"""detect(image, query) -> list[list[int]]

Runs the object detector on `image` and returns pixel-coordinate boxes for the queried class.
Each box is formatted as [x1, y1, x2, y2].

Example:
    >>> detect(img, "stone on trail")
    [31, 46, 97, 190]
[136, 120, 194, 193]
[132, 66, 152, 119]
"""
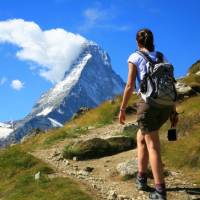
[117, 194, 132, 200]
[34, 171, 41, 180]
[73, 156, 78, 161]
[116, 159, 138, 177]
[108, 190, 118, 200]
[84, 166, 94, 172]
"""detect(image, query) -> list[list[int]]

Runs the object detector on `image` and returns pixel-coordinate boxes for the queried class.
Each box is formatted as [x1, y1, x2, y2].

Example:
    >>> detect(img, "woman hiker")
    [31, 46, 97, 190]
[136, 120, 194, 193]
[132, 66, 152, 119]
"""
[118, 28, 178, 200]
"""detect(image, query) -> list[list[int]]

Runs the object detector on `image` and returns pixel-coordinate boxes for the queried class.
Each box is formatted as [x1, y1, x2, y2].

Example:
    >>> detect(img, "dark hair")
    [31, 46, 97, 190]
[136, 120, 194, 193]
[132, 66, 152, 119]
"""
[136, 28, 155, 52]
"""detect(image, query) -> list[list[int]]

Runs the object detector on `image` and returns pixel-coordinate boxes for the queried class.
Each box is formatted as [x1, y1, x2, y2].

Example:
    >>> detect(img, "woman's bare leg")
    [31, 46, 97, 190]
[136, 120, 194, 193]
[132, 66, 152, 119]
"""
[137, 129, 149, 173]
[144, 130, 164, 184]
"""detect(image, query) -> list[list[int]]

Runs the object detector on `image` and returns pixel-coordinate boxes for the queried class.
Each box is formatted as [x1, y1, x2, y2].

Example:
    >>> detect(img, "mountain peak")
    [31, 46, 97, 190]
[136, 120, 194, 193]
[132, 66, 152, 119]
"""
[0, 40, 125, 147]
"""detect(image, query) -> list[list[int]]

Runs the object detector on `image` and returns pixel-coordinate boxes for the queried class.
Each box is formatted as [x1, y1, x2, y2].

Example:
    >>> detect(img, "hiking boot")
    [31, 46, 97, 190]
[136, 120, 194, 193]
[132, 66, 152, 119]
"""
[136, 175, 148, 191]
[149, 190, 167, 200]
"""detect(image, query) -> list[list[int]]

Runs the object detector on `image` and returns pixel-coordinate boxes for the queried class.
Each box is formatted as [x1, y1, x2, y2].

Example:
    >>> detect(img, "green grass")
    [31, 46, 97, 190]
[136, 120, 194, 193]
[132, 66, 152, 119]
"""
[66, 94, 138, 127]
[160, 96, 200, 184]
[1, 90, 200, 200]
[0, 94, 138, 199]
[188, 60, 200, 74]
[0, 146, 94, 200]
[162, 126, 200, 168]
[180, 74, 200, 86]
[42, 127, 88, 147]
[19, 94, 139, 151]
[119, 125, 138, 138]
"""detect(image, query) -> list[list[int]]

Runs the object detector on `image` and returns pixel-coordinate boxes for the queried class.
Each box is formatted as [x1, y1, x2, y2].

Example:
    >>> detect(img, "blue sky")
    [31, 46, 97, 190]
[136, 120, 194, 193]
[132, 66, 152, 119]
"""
[0, 0, 200, 122]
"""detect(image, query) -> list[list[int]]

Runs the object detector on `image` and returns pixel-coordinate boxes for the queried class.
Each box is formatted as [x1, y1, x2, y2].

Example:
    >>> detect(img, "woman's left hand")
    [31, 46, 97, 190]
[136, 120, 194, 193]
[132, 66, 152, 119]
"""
[118, 110, 126, 125]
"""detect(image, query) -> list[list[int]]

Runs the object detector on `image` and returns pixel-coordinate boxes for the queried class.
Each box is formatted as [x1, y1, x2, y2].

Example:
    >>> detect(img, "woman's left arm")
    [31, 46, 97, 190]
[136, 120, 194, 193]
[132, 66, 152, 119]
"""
[118, 62, 137, 124]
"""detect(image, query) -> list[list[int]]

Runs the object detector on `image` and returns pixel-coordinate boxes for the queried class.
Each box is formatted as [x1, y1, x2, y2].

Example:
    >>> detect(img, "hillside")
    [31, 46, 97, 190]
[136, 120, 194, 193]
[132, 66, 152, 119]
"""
[1, 61, 200, 200]
[178, 60, 200, 94]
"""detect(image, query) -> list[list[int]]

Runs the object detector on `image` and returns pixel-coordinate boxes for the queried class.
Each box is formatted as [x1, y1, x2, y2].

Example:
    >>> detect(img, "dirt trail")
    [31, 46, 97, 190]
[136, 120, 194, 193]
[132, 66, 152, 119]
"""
[31, 115, 200, 200]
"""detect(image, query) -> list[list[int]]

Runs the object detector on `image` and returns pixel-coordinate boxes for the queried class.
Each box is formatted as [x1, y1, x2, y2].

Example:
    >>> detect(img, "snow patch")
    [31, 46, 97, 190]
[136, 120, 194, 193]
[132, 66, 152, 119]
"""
[48, 118, 63, 127]
[0, 127, 13, 139]
[0, 122, 12, 128]
[36, 107, 54, 116]
[36, 53, 92, 107]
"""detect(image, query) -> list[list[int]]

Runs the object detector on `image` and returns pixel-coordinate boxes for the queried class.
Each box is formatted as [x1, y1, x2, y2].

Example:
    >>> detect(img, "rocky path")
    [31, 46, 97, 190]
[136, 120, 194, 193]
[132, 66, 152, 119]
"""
[31, 116, 200, 200]
[32, 147, 200, 200]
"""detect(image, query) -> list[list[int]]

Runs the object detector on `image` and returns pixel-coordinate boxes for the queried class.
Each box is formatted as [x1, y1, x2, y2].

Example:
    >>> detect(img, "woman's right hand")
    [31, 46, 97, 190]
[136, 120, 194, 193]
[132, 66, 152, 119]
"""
[118, 110, 126, 125]
[170, 111, 179, 127]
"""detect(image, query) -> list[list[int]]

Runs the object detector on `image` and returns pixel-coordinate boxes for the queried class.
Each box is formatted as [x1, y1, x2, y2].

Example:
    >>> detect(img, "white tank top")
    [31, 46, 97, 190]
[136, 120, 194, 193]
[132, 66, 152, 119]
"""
[127, 51, 168, 85]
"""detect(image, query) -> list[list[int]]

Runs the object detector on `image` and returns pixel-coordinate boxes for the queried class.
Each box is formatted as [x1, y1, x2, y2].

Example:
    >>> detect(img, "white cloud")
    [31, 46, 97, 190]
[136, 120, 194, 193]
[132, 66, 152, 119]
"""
[80, 6, 131, 32]
[79, 7, 110, 31]
[0, 19, 87, 83]
[84, 8, 110, 25]
[0, 77, 7, 85]
[11, 79, 24, 90]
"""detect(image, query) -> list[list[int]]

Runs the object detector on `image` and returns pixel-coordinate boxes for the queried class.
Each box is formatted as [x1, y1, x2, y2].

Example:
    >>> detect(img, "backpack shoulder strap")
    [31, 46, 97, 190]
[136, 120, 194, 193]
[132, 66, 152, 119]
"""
[136, 50, 155, 65]
[156, 51, 164, 63]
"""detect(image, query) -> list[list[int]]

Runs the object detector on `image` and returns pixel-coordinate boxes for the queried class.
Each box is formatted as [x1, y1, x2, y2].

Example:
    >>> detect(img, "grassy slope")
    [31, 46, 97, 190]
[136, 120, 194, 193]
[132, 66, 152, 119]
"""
[0, 94, 138, 200]
[1, 89, 200, 199]
[18, 93, 200, 179]
[161, 96, 200, 184]
[160, 62, 200, 181]
[179, 60, 200, 87]
[21, 94, 138, 151]
[188, 60, 200, 74]
[0, 146, 93, 200]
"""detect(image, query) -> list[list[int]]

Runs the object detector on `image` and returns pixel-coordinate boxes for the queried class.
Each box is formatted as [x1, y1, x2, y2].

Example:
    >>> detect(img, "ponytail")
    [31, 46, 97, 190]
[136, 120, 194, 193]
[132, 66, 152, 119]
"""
[136, 28, 155, 52]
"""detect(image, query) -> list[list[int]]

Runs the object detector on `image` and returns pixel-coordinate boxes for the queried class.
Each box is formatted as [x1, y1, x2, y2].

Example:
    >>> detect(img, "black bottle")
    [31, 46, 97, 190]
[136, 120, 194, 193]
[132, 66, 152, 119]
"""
[167, 128, 177, 141]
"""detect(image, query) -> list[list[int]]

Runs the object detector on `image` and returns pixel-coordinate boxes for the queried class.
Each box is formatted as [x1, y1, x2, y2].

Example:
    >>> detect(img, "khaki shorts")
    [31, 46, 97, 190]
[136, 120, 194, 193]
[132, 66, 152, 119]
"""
[136, 98, 173, 133]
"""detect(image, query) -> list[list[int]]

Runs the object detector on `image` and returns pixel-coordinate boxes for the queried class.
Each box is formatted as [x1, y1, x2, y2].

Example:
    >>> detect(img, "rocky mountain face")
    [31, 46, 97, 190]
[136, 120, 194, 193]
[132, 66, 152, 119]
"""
[0, 41, 125, 147]
[176, 60, 200, 99]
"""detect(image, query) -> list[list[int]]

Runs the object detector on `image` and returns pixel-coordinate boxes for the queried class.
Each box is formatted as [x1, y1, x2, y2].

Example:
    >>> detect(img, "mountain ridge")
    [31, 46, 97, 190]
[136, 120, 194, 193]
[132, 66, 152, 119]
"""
[0, 40, 125, 147]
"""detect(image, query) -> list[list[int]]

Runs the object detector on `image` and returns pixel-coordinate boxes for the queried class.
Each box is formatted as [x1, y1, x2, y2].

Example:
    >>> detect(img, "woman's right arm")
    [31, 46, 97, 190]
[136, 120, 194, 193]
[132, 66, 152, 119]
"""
[118, 62, 137, 125]
[120, 62, 137, 110]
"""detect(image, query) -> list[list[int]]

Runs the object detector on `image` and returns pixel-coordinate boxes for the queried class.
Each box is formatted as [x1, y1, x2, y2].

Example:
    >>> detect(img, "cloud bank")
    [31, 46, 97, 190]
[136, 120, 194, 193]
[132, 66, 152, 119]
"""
[11, 79, 24, 90]
[0, 19, 87, 83]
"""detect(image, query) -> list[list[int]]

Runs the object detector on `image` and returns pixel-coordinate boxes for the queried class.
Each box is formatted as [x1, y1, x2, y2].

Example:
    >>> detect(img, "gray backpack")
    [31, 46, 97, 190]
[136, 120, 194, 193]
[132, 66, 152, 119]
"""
[136, 50, 177, 107]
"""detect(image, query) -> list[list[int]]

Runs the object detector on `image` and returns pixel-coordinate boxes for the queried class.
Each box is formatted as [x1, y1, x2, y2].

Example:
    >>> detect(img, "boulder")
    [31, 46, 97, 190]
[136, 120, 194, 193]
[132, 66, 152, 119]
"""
[71, 107, 90, 120]
[190, 84, 200, 93]
[175, 82, 196, 99]
[106, 136, 136, 152]
[63, 138, 111, 160]
[63, 136, 136, 160]
[195, 71, 200, 75]
[116, 159, 170, 179]
[76, 107, 90, 115]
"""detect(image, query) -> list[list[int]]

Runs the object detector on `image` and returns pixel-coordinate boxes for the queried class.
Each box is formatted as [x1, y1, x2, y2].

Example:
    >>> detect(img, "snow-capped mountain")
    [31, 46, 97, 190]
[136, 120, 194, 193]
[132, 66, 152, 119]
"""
[0, 122, 14, 139]
[0, 41, 125, 147]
